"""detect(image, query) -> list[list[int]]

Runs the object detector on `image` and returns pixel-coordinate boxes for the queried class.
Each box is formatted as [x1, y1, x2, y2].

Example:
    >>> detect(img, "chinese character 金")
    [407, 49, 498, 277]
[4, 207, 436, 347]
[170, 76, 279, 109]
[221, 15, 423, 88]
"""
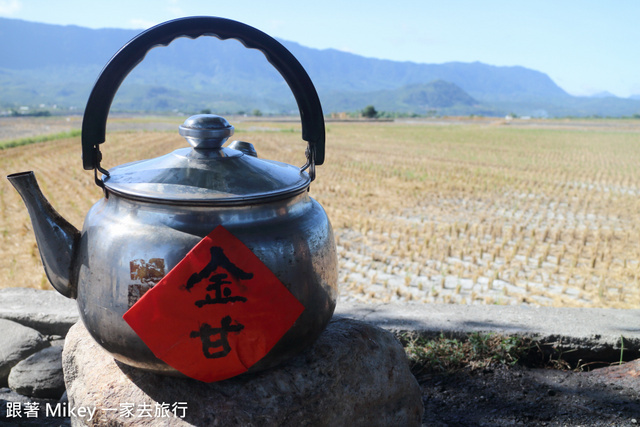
[190, 316, 244, 359]
[184, 246, 253, 306]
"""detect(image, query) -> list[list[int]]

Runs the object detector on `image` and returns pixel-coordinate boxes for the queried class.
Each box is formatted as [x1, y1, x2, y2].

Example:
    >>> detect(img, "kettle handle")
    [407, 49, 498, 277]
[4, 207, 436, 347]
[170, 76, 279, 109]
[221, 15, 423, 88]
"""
[81, 16, 325, 174]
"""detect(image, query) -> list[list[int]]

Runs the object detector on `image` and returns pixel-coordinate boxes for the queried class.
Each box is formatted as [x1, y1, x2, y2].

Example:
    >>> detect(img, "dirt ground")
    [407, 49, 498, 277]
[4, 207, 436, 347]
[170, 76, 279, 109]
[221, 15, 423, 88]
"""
[418, 360, 640, 426]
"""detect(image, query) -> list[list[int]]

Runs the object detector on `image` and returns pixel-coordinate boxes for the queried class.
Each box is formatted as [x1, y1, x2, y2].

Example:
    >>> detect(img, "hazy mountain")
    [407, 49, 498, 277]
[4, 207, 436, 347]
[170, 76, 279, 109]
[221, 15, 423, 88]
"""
[590, 91, 617, 98]
[1, 17, 639, 117]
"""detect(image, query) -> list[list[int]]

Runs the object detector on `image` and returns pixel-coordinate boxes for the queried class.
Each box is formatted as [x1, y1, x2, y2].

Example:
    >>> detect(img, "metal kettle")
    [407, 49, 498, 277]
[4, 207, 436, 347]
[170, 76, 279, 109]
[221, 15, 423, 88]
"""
[7, 17, 337, 381]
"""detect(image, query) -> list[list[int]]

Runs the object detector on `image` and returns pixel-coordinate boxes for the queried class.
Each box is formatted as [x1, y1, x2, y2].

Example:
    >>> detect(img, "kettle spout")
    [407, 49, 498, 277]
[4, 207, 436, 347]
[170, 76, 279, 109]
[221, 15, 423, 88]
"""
[7, 171, 79, 299]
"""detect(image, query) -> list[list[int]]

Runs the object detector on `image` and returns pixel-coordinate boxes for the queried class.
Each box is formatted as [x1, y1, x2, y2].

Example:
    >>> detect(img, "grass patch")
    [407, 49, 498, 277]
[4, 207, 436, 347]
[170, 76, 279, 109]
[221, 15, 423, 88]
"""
[401, 332, 633, 376]
[0, 129, 82, 149]
[401, 332, 536, 375]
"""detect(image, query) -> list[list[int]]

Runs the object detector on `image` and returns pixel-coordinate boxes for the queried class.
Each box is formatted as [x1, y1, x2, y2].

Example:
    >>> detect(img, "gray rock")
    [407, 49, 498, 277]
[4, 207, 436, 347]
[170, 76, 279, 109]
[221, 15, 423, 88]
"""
[9, 346, 65, 399]
[0, 318, 50, 386]
[0, 288, 79, 336]
[1, 386, 34, 404]
[63, 318, 423, 426]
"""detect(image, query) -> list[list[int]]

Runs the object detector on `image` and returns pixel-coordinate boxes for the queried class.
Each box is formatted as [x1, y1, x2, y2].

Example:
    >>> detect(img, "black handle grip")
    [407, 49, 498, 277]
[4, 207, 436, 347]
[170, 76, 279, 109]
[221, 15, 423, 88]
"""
[81, 16, 325, 170]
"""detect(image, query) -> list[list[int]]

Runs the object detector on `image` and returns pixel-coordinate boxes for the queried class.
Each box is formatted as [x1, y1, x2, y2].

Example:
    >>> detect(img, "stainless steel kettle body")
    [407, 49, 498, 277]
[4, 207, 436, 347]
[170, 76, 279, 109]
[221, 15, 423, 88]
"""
[77, 187, 337, 375]
[8, 16, 337, 379]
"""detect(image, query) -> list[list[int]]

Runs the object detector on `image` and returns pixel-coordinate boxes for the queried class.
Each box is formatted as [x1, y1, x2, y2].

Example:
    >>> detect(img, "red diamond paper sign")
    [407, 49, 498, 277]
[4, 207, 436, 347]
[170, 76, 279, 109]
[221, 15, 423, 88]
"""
[123, 225, 305, 382]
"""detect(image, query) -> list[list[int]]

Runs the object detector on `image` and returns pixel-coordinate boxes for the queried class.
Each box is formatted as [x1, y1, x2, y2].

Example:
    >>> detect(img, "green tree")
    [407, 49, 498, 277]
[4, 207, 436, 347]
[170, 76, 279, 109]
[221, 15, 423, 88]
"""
[362, 105, 378, 118]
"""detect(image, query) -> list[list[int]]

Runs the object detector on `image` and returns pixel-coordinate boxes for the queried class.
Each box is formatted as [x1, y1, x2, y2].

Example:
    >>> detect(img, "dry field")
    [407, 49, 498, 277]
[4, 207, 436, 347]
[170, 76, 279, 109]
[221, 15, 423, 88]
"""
[2, 116, 640, 309]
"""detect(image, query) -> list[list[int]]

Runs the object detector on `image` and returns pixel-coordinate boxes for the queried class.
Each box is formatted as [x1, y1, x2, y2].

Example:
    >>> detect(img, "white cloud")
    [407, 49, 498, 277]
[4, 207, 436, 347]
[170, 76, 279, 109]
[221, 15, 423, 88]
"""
[0, 0, 21, 16]
[129, 18, 158, 29]
[336, 46, 355, 54]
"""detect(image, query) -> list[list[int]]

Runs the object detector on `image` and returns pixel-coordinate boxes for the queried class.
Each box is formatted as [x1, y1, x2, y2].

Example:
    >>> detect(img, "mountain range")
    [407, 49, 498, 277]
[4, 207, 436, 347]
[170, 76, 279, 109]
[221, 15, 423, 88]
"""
[1, 17, 639, 118]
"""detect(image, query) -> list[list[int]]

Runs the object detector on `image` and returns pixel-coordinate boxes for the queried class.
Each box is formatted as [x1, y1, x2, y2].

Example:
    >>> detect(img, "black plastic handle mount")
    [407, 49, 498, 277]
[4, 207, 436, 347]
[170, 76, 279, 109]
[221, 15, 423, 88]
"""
[81, 16, 325, 171]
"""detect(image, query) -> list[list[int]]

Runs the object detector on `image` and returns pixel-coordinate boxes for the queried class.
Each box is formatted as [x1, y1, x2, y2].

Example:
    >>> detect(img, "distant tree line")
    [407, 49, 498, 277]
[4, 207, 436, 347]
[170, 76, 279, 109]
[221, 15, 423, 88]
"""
[10, 109, 51, 117]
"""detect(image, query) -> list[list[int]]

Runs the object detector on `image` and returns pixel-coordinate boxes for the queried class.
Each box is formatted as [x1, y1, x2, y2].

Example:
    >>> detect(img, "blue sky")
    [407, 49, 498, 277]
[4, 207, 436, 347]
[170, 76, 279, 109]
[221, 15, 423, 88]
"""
[1, 0, 639, 97]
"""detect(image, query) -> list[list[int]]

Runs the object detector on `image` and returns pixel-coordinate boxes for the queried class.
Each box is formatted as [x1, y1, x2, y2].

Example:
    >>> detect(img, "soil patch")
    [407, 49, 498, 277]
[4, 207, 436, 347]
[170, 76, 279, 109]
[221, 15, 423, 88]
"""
[418, 360, 640, 426]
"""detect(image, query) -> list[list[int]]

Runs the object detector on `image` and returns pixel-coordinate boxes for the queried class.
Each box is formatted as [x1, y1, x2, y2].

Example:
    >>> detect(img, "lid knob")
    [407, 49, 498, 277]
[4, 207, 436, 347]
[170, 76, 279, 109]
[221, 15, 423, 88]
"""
[179, 114, 234, 149]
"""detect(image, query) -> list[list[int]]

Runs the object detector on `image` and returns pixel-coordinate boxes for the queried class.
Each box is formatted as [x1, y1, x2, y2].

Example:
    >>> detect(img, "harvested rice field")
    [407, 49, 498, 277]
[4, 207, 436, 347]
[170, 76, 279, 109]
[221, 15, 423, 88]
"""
[2, 115, 640, 309]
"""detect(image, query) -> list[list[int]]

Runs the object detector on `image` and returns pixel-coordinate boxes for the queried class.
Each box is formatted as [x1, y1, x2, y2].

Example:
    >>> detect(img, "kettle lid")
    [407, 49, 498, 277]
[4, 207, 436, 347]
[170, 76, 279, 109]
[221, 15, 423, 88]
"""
[102, 114, 311, 205]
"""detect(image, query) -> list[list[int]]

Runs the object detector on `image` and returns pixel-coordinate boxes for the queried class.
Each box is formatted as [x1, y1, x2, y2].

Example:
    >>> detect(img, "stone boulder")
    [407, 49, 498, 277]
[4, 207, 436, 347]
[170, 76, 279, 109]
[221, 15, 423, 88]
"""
[63, 318, 423, 426]
[0, 318, 50, 386]
[0, 288, 79, 336]
[8, 346, 65, 399]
